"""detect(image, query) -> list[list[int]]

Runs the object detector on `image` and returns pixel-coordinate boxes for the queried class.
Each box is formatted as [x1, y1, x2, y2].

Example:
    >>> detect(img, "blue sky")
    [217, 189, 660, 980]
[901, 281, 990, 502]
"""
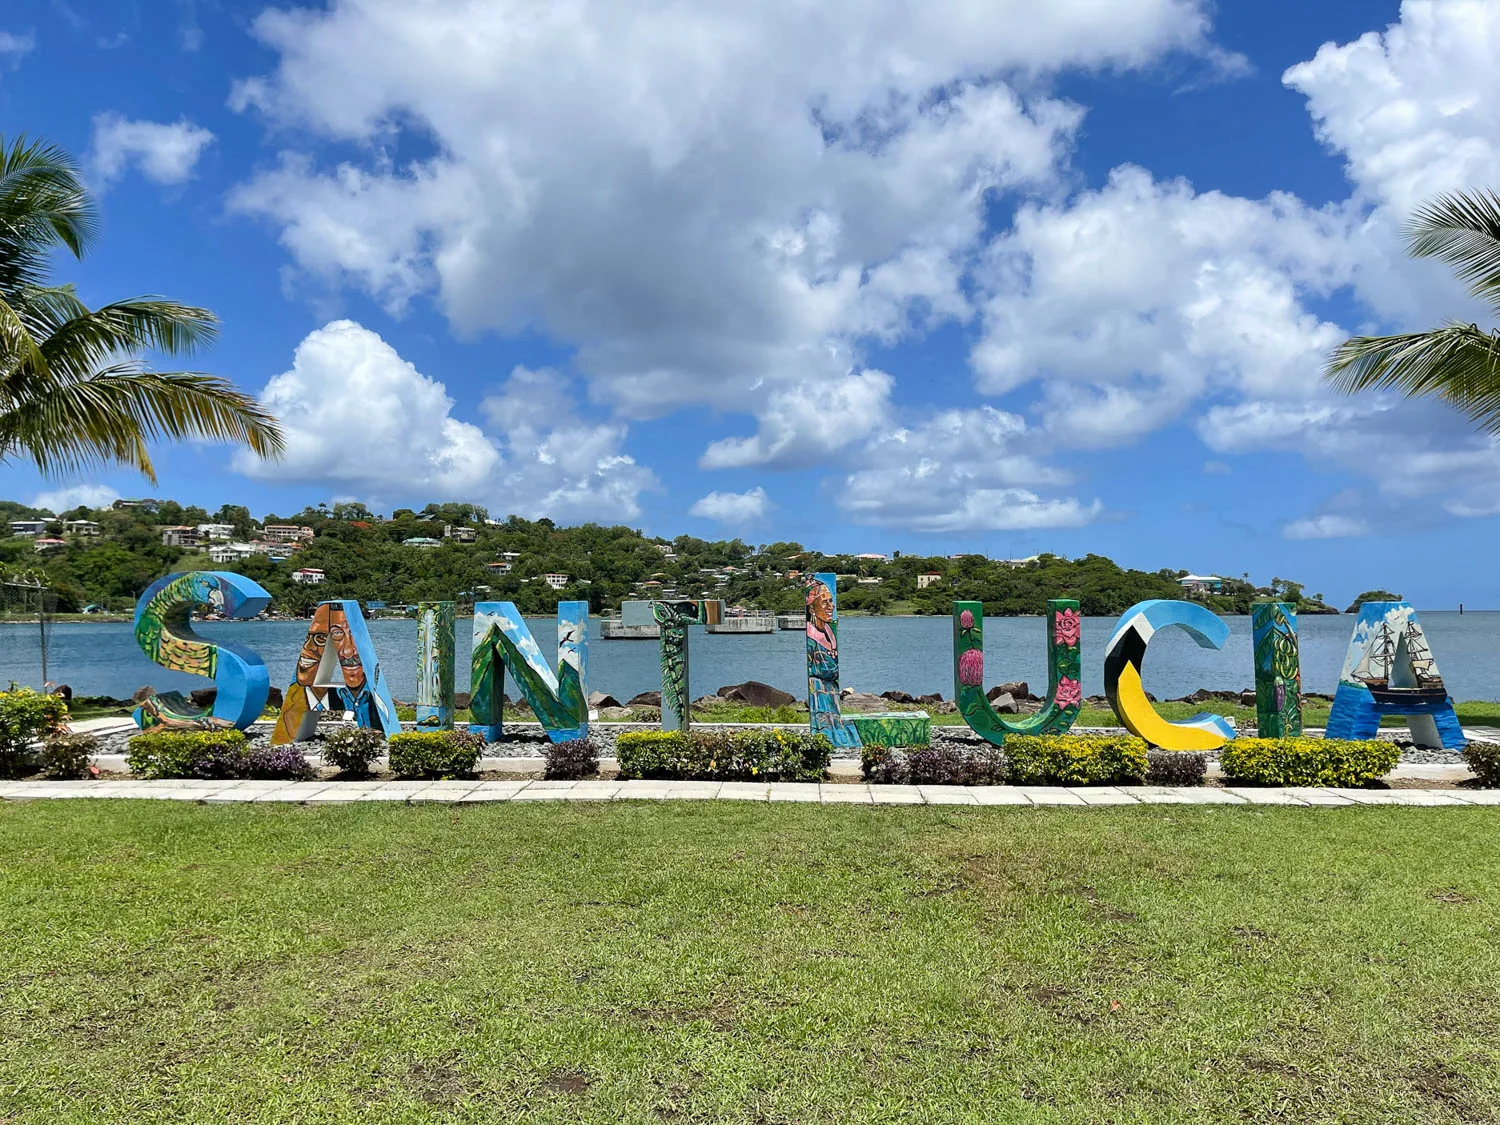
[3, 0, 1500, 608]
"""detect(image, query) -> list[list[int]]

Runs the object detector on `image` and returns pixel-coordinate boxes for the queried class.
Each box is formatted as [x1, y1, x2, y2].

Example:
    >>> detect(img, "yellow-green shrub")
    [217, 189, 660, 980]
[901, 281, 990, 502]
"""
[615, 729, 829, 781]
[1463, 742, 1500, 788]
[1005, 734, 1148, 786]
[1219, 737, 1397, 787]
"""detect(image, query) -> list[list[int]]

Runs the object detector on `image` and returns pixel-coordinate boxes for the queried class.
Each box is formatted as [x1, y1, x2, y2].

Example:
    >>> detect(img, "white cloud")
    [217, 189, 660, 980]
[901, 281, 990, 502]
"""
[29, 484, 120, 513]
[225, 0, 1230, 447]
[836, 406, 1101, 532]
[0, 30, 34, 63]
[1283, 514, 1371, 540]
[90, 114, 215, 186]
[233, 324, 656, 520]
[689, 487, 772, 525]
[700, 369, 894, 469]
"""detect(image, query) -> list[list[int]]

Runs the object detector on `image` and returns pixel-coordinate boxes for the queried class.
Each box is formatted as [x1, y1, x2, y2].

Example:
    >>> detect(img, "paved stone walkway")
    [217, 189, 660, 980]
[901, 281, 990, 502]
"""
[0, 779, 1494, 806]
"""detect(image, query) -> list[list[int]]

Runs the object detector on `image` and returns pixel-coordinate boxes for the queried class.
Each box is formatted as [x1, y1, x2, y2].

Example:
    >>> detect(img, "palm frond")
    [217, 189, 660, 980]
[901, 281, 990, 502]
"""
[0, 369, 285, 482]
[23, 296, 219, 383]
[1408, 189, 1500, 310]
[0, 135, 97, 291]
[1324, 323, 1500, 433]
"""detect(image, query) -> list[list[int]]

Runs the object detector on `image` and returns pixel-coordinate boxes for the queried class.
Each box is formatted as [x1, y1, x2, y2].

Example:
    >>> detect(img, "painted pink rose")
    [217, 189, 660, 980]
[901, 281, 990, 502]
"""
[959, 609, 974, 630]
[1054, 608, 1081, 648]
[957, 648, 984, 687]
[1054, 676, 1082, 708]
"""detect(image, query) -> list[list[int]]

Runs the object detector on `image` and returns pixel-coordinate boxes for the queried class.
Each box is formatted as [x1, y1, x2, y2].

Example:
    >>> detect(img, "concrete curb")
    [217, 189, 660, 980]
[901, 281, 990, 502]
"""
[0, 779, 1493, 807]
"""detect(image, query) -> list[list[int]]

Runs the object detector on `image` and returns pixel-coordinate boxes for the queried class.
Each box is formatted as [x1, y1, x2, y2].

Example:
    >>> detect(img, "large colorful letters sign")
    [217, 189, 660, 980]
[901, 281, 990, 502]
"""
[270, 601, 400, 744]
[132, 571, 271, 731]
[1104, 600, 1236, 751]
[652, 600, 722, 732]
[1327, 601, 1465, 750]
[471, 601, 588, 744]
[953, 599, 1082, 743]
[415, 601, 456, 730]
[806, 573, 861, 750]
[1251, 601, 1302, 738]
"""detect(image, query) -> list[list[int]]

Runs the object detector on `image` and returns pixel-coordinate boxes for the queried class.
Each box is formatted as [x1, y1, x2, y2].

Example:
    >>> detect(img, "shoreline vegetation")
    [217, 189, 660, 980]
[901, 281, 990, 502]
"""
[3, 497, 1354, 620]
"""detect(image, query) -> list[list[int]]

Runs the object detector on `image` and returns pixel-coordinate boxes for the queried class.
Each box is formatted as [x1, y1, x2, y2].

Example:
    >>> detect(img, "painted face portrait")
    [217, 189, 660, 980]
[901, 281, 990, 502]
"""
[329, 615, 366, 691]
[807, 583, 833, 628]
[295, 605, 331, 686]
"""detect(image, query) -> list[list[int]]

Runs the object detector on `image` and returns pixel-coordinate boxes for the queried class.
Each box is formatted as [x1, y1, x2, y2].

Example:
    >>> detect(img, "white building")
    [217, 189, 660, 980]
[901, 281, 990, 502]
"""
[853, 552, 888, 561]
[33, 537, 67, 553]
[857, 576, 883, 585]
[263, 524, 314, 544]
[485, 561, 513, 575]
[197, 523, 235, 542]
[209, 542, 258, 564]
[543, 573, 570, 589]
[917, 572, 944, 589]
[1178, 574, 1223, 594]
[160, 525, 202, 549]
[444, 524, 477, 542]
[291, 568, 326, 584]
[9, 520, 46, 537]
[403, 536, 441, 549]
[63, 519, 100, 536]
[1000, 555, 1040, 569]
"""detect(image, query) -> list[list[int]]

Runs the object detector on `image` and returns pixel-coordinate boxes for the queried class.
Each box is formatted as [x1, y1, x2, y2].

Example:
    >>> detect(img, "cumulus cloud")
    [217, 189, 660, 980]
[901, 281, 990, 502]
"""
[700, 370, 894, 469]
[0, 30, 34, 63]
[233, 323, 656, 520]
[30, 484, 120, 513]
[91, 114, 215, 186]
[225, 0, 1234, 473]
[837, 406, 1102, 532]
[689, 487, 772, 525]
[1283, 514, 1371, 540]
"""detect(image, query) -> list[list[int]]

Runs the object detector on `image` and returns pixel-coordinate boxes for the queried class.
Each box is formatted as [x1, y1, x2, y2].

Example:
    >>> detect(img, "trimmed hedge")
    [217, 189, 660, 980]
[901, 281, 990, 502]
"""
[322, 726, 386, 776]
[39, 732, 99, 779]
[1219, 737, 1398, 787]
[616, 729, 830, 781]
[1145, 750, 1208, 787]
[1462, 742, 1500, 788]
[387, 730, 484, 779]
[127, 730, 249, 780]
[1005, 734, 1149, 786]
[860, 744, 1006, 786]
[545, 738, 598, 780]
[0, 688, 70, 779]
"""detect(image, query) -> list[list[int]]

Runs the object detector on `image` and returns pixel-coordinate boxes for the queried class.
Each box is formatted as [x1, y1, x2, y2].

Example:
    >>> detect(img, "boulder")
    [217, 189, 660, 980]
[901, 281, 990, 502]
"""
[266, 686, 284, 710]
[190, 687, 217, 708]
[588, 691, 623, 709]
[597, 706, 632, 720]
[627, 690, 662, 707]
[132, 685, 154, 703]
[989, 691, 1018, 714]
[718, 680, 796, 707]
[991, 681, 1029, 701]
[838, 691, 890, 713]
[916, 692, 945, 705]
[881, 690, 916, 704]
[692, 694, 725, 708]
[454, 691, 471, 710]
[1238, 690, 1257, 707]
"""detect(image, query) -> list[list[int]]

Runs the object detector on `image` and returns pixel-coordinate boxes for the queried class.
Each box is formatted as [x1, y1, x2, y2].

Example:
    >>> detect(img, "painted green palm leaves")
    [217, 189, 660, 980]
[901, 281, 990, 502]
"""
[653, 600, 705, 732]
[1251, 601, 1302, 738]
[953, 599, 1083, 744]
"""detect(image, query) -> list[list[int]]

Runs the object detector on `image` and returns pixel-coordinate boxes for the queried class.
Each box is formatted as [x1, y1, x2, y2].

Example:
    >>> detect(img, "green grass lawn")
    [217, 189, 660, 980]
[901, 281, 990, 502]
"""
[3, 802, 1500, 1123]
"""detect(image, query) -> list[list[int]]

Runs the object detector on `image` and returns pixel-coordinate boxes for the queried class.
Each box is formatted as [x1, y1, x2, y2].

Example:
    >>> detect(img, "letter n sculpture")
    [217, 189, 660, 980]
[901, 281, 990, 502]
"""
[1251, 600, 1301, 737]
[415, 601, 456, 730]
[1327, 601, 1464, 750]
[271, 601, 400, 744]
[471, 601, 588, 743]
[953, 599, 1082, 743]
[1104, 599, 1235, 751]
[132, 571, 271, 731]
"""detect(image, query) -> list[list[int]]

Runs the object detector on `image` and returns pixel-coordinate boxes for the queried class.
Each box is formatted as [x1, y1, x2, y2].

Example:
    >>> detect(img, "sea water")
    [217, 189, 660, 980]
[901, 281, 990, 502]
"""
[3, 612, 1498, 704]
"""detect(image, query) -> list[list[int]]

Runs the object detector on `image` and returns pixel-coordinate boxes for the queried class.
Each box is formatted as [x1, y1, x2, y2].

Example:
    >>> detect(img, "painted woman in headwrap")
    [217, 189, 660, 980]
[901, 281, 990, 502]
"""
[805, 577, 858, 748]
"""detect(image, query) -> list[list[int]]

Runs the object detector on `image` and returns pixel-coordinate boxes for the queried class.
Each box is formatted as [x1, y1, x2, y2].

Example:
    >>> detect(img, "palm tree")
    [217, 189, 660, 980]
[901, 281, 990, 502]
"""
[0, 134, 282, 482]
[1325, 189, 1500, 432]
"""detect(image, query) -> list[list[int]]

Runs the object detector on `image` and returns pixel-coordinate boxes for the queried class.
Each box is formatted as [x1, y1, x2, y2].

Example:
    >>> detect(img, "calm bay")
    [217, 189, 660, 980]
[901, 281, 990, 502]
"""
[3, 611, 1499, 703]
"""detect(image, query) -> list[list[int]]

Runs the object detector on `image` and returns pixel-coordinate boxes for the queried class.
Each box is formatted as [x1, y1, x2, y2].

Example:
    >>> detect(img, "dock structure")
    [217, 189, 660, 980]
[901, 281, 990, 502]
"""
[776, 613, 803, 630]
[706, 611, 775, 635]
[600, 619, 660, 639]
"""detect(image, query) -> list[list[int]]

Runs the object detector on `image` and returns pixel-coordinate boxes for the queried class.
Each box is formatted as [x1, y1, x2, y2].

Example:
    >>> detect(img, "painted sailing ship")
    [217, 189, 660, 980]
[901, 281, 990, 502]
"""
[1350, 618, 1447, 704]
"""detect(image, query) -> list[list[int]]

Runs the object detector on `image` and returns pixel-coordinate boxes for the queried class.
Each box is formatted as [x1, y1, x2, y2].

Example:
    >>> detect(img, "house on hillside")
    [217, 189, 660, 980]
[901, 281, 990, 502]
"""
[1178, 574, 1223, 595]
[403, 537, 441, 549]
[291, 568, 326, 585]
[9, 520, 46, 537]
[542, 573, 570, 589]
[853, 552, 888, 561]
[443, 525, 477, 542]
[197, 523, 235, 542]
[63, 519, 100, 536]
[210, 542, 258, 564]
[160, 526, 202, 549]
[917, 572, 945, 588]
[32, 538, 67, 553]
[485, 561, 513, 575]
[263, 524, 315, 544]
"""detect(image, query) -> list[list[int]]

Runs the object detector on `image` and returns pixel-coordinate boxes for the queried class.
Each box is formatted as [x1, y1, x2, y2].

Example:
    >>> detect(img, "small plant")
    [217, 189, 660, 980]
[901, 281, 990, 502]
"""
[0, 688, 70, 778]
[322, 726, 386, 776]
[39, 732, 98, 779]
[126, 730, 249, 780]
[244, 743, 315, 781]
[1463, 742, 1500, 788]
[545, 738, 598, 780]
[615, 729, 830, 781]
[861, 744, 910, 784]
[1220, 737, 1398, 787]
[906, 744, 1006, 786]
[387, 730, 483, 779]
[1005, 734, 1149, 786]
[1145, 750, 1208, 787]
